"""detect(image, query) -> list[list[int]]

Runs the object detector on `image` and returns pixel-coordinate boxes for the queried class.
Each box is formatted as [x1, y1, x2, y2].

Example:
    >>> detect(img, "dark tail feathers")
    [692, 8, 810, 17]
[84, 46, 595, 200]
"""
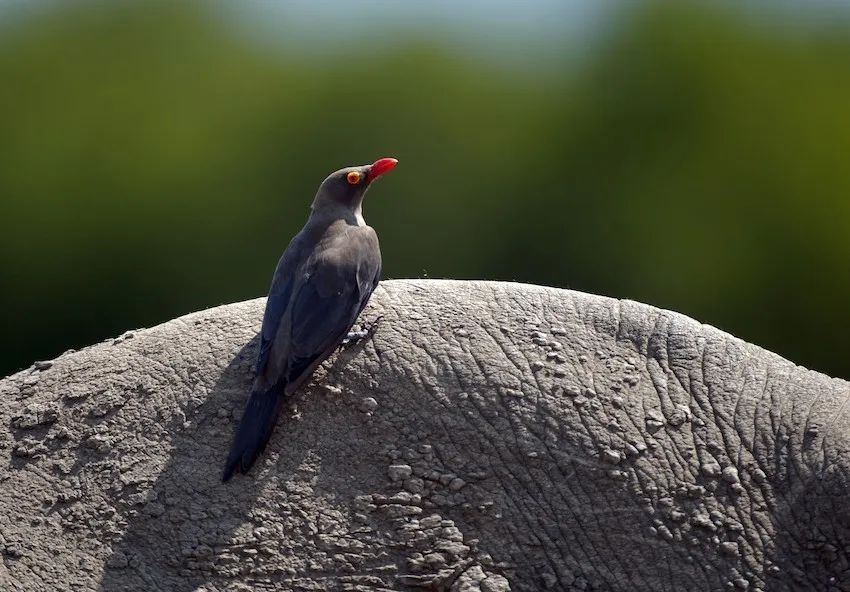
[222, 384, 286, 482]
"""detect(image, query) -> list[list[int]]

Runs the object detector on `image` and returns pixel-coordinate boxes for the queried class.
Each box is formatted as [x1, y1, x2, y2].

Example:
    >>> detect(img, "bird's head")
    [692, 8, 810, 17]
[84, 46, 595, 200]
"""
[311, 157, 398, 218]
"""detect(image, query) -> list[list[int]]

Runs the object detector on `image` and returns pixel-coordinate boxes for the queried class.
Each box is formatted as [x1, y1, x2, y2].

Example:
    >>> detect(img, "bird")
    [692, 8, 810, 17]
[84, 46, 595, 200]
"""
[222, 157, 398, 482]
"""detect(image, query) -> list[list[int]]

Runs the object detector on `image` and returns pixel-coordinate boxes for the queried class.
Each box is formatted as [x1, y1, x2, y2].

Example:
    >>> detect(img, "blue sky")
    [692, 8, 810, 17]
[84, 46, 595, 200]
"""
[215, 0, 850, 64]
[222, 0, 616, 40]
[2, 0, 848, 57]
[216, 0, 621, 59]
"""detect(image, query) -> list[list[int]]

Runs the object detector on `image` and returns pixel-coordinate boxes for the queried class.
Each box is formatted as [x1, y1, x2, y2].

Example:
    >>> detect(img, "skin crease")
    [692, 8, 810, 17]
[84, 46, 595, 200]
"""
[1, 281, 849, 591]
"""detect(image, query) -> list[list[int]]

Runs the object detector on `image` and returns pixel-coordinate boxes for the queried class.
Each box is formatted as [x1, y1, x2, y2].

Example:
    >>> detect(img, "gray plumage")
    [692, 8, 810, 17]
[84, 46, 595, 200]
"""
[223, 158, 397, 481]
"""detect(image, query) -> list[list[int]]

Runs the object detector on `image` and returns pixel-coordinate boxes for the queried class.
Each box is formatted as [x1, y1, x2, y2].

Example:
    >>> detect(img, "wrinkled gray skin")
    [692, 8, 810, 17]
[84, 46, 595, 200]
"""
[1, 280, 849, 592]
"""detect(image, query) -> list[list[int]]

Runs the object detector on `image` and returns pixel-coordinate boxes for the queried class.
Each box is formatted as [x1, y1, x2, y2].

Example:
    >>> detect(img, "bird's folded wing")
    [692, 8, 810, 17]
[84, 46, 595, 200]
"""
[283, 271, 367, 391]
[255, 235, 302, 374]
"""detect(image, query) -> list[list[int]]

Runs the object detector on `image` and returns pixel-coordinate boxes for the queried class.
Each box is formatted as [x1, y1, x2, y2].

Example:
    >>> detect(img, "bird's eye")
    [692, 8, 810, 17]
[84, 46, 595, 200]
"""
[346, 171, 362, 185]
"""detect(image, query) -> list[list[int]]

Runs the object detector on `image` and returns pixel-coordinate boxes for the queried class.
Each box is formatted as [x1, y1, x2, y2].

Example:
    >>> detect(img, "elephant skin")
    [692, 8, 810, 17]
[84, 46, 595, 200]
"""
[0, 279, 848, 591]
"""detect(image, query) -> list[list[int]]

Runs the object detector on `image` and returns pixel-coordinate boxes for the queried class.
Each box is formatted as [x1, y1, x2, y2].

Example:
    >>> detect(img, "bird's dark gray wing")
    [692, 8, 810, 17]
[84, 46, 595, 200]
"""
[282, 228, 381, 393]
[255, 234, 303, 375]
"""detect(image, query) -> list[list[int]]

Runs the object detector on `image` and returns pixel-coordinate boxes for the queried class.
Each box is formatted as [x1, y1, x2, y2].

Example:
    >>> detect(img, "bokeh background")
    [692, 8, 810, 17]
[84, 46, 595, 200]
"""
[2, 0, 849, 379]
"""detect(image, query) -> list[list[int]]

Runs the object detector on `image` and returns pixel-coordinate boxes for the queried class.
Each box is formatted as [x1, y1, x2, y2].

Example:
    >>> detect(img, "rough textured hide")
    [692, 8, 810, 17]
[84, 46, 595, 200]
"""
[1, 280, 849, 592]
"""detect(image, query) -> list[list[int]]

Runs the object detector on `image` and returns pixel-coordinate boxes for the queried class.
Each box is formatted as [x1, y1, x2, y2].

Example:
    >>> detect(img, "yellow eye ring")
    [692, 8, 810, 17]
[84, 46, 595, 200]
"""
[346, 171, 362, 185]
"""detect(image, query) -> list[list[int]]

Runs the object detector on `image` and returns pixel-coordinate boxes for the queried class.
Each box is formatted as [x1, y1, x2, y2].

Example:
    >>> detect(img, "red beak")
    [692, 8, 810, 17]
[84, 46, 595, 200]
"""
[367, 157, 398, 182]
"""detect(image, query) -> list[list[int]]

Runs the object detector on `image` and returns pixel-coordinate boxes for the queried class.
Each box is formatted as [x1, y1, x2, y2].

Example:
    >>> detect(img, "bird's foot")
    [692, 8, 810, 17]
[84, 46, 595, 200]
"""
[340, 316, 384, 348]
[341, 329, 369, 345]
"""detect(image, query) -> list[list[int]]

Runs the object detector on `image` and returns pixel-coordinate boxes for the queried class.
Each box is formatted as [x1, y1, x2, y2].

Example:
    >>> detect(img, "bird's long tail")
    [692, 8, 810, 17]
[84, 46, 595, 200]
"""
[222, 384, 286, 482]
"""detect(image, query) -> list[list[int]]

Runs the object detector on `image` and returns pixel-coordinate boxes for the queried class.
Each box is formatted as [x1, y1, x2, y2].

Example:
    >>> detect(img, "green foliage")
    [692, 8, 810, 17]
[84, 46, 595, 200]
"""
[2, 2, 849, 378]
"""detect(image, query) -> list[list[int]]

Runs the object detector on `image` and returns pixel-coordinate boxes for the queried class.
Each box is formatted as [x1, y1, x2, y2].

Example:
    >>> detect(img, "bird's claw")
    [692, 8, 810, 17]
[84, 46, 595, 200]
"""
[339, 315, 384, 349]
[341, 329, 369, 345]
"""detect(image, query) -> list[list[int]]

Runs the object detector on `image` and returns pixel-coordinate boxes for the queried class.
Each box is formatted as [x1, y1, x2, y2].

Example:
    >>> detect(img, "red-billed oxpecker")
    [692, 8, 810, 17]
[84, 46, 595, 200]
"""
[223, 158, 398, 481]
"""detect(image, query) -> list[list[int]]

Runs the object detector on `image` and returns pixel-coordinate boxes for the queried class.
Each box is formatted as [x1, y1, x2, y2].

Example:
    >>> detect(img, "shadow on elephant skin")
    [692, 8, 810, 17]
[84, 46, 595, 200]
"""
[768, 446, 850, 589]
[96, 335, 317, 591]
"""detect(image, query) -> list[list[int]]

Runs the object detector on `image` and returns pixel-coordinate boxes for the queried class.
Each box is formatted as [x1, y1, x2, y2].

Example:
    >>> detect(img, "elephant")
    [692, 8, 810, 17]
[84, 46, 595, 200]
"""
[0, 279, 848, 591]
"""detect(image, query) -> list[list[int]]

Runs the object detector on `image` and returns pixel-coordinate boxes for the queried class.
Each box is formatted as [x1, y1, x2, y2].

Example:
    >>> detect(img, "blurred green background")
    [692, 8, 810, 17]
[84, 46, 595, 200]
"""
[2, 0, 849, 379]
